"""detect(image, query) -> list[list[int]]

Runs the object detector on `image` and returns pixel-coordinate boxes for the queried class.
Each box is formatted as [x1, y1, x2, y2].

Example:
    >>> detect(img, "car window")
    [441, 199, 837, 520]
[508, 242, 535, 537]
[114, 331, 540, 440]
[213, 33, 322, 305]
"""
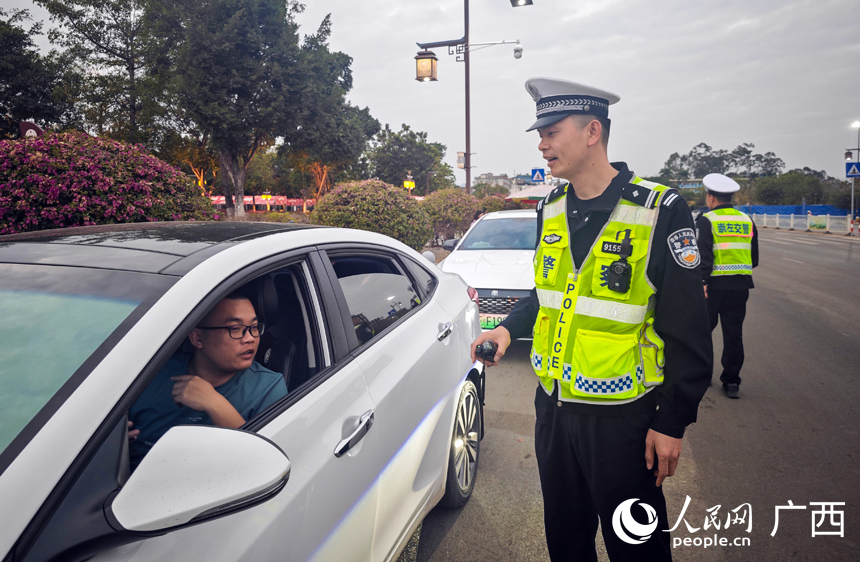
[330, 254, 421, 346]
[459, 216, 536, 250]
[127, 258, 329, 470]
[0, 264, 175, 466]
[401, 257, 438, 300]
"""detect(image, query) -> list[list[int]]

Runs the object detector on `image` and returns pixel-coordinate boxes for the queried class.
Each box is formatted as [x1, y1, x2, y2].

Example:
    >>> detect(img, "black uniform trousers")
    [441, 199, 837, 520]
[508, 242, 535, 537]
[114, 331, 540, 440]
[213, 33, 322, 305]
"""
[706, 288, 749, 387]
[534, 386, 672, 562]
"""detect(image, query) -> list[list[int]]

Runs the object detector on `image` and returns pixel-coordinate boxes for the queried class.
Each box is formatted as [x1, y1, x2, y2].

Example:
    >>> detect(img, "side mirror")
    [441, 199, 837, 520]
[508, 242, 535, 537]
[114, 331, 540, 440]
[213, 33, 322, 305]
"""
[442, 238, 459, 251]
[106, 426, 290, 533]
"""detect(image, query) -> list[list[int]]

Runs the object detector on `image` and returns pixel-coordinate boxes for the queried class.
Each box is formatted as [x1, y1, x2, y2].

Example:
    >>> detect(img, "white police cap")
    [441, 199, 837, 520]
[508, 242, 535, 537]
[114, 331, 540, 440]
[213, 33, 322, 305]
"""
[703, 173, 740, 194]
[525, 77, 620, 132]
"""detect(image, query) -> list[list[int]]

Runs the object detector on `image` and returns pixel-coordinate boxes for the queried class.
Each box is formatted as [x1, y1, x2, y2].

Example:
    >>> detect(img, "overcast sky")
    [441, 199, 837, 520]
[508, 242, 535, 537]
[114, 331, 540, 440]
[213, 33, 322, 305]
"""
[13, 0, 860, 185]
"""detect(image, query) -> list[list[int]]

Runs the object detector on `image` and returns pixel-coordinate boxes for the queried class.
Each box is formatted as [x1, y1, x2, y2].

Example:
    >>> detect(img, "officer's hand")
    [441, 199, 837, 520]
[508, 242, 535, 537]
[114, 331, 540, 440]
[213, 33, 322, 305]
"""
[470, 326, 512, 367]
[645, 429, 683, 487]
[703, 284, 708, 299]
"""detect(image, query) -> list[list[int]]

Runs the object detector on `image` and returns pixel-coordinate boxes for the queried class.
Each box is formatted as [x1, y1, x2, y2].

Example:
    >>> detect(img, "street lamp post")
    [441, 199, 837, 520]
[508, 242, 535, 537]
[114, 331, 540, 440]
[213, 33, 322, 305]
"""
[846, 121, 860, 234]
[415, 1, 532, 194]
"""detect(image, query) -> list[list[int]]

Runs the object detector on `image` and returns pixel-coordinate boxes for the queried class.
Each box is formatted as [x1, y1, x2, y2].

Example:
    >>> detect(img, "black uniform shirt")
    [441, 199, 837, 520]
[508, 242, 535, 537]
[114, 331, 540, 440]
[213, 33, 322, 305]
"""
[695, 204, 759, 291]
[500, 162, 712, 438]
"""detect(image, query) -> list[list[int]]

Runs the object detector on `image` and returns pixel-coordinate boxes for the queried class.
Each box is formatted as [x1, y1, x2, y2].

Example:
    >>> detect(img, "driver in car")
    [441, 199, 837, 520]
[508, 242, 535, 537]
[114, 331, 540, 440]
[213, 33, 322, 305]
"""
[128, 291, 288, 469]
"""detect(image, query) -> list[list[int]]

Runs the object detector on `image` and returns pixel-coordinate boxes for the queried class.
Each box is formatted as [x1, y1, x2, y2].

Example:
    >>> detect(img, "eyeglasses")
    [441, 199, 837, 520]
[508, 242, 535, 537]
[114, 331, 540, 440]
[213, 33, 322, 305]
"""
[197, 323, 265, 339]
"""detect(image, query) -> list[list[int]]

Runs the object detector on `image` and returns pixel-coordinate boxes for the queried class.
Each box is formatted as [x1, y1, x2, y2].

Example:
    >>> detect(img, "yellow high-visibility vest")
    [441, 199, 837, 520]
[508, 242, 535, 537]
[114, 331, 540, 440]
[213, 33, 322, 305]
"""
[703, 208, 753, 276]
[530, 178, 670, 403]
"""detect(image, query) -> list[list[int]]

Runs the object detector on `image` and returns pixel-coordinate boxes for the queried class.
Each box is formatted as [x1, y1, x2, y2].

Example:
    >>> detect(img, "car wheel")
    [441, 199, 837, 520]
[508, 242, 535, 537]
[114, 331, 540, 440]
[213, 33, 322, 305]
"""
[440, 379, 481, 508]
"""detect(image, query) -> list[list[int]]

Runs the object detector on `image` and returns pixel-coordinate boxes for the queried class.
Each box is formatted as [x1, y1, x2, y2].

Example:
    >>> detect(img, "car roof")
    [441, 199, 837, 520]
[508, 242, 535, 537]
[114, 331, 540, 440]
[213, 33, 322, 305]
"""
[0, 222, 320, 275]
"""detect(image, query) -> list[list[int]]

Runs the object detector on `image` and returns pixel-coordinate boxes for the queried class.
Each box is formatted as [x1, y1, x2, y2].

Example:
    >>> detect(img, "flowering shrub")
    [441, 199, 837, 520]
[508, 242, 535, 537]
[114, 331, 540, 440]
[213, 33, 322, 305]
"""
[420, 188, 480, 241]
[311, 179, 432, 251]
[0, 132, 214, 234]
[481, 195, 506, 213]
[240, 211, 310, 224]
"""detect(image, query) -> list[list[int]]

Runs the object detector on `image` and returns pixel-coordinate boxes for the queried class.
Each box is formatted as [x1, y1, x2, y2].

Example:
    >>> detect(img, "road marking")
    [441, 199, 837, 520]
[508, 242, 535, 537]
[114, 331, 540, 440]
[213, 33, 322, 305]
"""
[791, 239, 819, 245]
[766, 239, 793, 245]
[782, 257, 805, 264]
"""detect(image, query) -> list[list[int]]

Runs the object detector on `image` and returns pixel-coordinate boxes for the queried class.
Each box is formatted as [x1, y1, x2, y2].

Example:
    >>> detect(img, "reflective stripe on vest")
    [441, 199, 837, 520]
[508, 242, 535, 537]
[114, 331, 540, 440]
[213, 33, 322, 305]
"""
[529, 178, 667, 404]
[704, 208, 753, 277]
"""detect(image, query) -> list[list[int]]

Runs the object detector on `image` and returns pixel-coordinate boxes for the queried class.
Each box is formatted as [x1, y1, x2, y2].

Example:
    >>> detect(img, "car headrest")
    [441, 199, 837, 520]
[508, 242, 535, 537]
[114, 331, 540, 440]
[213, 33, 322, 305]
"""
[255, 276, 279, 327]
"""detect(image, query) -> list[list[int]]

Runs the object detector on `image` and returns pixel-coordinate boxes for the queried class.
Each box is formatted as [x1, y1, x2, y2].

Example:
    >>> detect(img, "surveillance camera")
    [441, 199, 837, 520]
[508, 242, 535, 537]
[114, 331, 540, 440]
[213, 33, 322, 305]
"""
[513, 46, 523, 59]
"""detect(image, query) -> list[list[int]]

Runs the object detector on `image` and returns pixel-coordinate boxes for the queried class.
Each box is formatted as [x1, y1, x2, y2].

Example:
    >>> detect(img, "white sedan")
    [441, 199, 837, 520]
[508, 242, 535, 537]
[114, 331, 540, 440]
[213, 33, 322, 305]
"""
[0, 222, 484, 562]
[439, 209, 537, 331]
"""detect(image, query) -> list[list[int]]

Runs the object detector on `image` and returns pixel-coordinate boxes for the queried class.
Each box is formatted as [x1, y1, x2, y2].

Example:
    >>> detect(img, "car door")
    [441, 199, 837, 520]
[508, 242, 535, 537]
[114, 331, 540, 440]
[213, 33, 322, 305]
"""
[14, 251, 383, 562]
[321, 247, 464, 561]
[109, 252, 382, 562]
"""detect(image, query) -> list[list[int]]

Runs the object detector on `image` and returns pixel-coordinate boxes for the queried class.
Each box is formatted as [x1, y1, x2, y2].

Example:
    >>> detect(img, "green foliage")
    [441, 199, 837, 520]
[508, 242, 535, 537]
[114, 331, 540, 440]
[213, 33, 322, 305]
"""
[238, 211, 310, 224]
[0, 9, 80, 137]
[0, 131, 214, 234]
[481, 195, 506, 213]
[310, 179, 432, 251]
[752, 169, 848, 206]
[420, 188, 480, 241]
[366, 124, 451, 195]
[658, 142, 785, 179]
[279, 17, 379, 198]
[35, 0, 172, 145]
[472, 183, 510, 198]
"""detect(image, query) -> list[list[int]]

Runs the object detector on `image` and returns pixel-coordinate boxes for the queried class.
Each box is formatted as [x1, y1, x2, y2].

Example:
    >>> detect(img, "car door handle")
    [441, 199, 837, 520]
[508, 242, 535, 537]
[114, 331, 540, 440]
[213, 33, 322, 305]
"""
[437, 322, 453, 341]
[334, 410, 374, 458]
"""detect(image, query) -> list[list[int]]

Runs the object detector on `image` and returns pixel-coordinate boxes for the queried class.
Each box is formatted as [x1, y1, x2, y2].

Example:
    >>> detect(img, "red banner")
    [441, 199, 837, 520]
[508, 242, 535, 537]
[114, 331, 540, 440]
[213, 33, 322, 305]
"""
[210, 196, 311, 207]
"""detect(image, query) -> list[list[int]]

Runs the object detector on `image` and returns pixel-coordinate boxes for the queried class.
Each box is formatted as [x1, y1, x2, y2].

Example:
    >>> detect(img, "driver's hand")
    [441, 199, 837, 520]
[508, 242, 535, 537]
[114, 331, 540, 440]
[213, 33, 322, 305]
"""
[470, 326, 512, 367]
[127, 420, 140, 442]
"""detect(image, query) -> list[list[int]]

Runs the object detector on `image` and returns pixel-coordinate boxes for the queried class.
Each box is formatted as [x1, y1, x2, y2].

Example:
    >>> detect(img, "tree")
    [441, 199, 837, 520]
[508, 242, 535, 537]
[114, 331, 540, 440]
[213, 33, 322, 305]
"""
[158, 129, 220, 195]
[472, 183, 510, 198]
[35, 0, 171, 145]
[367, 124, 450, 195]
[657, 152, 690, 180]
[278, 16, 379, 200]
[754, 171, 823, 205]
[0, 9, 80, 137]
[174, 1, 363, 217]
[173, 0, 305, 217]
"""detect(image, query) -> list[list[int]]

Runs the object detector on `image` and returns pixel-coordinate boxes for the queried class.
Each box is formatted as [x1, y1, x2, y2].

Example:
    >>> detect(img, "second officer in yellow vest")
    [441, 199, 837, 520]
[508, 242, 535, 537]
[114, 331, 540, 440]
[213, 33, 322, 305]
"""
[471, 78, 712, 562]
[696, 173, 759, 399]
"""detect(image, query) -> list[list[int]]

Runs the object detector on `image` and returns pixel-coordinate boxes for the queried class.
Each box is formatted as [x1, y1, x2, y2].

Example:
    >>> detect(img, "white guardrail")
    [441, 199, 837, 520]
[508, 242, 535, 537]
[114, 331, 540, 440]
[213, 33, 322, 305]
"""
[751, 214, 857, 234]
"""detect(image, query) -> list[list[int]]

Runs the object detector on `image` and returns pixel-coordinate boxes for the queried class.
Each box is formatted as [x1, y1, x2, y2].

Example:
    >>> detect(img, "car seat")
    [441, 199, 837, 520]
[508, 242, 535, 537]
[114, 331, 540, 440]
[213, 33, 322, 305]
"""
[253, 275, 297, 389]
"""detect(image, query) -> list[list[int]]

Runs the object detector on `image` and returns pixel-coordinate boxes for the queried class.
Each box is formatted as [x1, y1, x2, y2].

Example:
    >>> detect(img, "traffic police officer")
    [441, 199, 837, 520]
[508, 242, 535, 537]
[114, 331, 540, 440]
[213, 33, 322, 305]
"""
[471, 78, 712, 561]
[696, 173, 759, 399]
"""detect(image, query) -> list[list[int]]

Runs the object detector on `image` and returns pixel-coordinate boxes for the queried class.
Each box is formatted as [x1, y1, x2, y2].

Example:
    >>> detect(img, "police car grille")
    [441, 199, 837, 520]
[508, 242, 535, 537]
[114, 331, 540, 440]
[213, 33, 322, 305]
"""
[480, 297, 519, 315]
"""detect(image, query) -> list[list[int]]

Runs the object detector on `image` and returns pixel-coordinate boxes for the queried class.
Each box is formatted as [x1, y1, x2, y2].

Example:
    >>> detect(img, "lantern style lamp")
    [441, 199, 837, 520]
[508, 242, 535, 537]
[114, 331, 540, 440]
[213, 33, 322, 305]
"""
[415, 50, 438, 82]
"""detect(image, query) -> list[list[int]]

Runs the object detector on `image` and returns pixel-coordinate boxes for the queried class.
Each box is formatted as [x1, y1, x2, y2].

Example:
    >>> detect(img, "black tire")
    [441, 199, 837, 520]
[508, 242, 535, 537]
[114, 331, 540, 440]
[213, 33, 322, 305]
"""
[440, 379, 481, 508]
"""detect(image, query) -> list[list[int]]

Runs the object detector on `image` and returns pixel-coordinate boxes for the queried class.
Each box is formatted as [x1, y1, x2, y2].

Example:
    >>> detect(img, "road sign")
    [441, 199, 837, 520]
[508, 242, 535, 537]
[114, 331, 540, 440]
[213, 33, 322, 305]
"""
[531, 168, 545, 182]
[403, 180, 415, 189]
[846, 162, 860, 178]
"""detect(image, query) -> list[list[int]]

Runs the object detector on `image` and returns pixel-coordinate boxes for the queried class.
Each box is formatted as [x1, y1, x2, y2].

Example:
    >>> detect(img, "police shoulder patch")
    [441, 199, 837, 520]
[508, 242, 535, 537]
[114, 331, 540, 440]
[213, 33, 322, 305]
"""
[667, 228, 700, 269]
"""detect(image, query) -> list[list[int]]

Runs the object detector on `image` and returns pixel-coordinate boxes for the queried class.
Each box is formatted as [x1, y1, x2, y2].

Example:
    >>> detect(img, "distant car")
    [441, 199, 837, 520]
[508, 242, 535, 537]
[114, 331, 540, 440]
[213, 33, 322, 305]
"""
[439, 209, 537, 332]
[0, 222, 484, 562]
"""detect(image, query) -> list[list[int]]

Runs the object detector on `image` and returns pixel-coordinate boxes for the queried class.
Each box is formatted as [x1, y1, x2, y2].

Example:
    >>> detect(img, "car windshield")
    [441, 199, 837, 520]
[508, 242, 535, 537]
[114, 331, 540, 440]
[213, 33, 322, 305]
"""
[0, 264, 175, 462]
[459, 217, 536, 250]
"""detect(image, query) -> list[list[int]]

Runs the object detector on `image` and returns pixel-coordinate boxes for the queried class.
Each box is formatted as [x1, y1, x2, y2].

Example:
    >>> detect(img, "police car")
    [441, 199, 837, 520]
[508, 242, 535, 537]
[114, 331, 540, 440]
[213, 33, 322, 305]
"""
[439, 210, 537, 331]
